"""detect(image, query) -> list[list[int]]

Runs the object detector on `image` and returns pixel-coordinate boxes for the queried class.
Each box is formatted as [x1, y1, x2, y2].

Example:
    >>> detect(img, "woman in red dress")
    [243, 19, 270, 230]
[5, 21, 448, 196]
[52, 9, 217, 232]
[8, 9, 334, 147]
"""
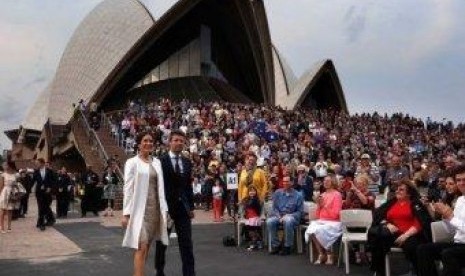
[368, 179, 432, 276]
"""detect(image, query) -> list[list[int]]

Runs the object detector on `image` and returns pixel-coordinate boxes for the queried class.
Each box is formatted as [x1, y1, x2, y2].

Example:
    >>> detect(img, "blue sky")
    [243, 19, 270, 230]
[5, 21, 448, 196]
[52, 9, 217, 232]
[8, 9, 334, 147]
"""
[0, 0, 464, 150]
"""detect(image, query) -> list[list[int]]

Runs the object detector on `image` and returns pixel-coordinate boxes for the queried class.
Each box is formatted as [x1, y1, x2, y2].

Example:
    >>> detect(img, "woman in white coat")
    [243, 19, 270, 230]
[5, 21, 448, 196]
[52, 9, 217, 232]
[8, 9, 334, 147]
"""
[122, 131, 169, 276]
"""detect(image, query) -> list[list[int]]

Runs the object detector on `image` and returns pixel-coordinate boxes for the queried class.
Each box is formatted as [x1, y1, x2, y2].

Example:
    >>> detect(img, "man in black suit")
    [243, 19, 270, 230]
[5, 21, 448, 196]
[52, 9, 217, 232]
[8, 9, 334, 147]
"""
[18, 169, 34, 217]
[80, 165, 100, 217]
[32, 158, 56, 231]
[155, 130, 196, 276]
[56, 166, 72, 218]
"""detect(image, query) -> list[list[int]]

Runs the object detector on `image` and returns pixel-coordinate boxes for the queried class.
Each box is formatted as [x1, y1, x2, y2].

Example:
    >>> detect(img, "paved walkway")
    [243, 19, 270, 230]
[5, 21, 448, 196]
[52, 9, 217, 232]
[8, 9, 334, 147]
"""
[0, 196, 410, 275]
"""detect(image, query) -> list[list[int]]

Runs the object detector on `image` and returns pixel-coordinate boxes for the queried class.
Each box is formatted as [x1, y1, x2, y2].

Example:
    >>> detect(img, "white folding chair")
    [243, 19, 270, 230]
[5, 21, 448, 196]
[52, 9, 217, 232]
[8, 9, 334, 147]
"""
[431, 221, 454, 243]
[385, 247, 404, 276]
[296, 202, 317, 254]
[431, 221, 455, 271]
[337, 209, 373, 274]
[237, 201, 271, 247]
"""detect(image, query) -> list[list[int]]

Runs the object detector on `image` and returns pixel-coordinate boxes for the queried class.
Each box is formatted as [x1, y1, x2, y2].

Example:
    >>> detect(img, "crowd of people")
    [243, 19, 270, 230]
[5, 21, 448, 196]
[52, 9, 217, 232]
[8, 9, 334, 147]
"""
[106, 98, 465, 275]
[0, 158, 120, 233]
[3, 96, 464, 275]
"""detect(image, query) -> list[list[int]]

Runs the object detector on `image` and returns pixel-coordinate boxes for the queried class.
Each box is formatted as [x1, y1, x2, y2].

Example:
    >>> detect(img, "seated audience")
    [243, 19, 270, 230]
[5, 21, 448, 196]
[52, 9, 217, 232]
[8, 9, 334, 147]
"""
[343, 175, 375, 210]
[305, 175, 343, 265]
[368, 179, 432, 276]
[267, 176, 303, 255]
[417, 165, 465, 276]
[241, 185, 263, 251]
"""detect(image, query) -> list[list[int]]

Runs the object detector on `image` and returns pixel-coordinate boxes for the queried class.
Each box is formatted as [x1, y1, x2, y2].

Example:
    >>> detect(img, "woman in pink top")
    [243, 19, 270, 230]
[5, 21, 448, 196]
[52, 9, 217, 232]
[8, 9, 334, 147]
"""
[305, 175, 343, 265]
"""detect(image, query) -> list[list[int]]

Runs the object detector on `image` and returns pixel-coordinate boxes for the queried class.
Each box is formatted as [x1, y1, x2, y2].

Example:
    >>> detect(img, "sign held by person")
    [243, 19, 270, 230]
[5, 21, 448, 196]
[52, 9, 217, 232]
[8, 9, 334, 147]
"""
[226, 173, 238, 190]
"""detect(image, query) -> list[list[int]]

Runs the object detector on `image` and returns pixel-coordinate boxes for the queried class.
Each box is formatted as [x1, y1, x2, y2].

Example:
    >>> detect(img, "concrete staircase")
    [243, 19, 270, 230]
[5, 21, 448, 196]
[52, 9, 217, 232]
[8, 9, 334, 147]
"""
[71, 111, 129, 210]
[72, 115, 107, 173]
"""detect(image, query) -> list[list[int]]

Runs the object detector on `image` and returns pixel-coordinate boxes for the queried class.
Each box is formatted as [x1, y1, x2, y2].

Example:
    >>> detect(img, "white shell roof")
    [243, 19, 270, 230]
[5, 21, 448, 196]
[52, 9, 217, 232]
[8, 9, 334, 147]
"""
[277, 59, 329, 109]
[272, 46, 297, 107]
[43, 0, 155, 125]
[22, 83, 52, 130]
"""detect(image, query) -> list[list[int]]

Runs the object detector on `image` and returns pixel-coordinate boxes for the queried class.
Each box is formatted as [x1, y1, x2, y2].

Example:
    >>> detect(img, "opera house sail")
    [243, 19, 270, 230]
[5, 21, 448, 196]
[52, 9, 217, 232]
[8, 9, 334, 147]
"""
[5, 0, 347, 171]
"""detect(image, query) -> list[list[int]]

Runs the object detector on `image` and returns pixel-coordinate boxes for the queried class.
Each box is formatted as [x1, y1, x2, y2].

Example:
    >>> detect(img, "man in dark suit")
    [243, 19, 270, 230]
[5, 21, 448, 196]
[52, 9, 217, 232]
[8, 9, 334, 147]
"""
[32, 158, 56, 231]
[155, 130, 196, 276]
[56, 166, 72, 218]
[18, 169, 34, 217]
[80, 165, 100, 217]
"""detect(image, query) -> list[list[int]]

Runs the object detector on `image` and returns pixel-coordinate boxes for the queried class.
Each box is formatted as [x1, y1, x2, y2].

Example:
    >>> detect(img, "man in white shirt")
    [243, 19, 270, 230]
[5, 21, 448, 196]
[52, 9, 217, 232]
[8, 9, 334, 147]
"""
[416, 164, 465, 276]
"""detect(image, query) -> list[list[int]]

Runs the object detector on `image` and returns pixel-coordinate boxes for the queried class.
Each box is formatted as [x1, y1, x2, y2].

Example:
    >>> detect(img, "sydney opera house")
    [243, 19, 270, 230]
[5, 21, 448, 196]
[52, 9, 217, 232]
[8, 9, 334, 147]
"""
[5, 0, 347, 170]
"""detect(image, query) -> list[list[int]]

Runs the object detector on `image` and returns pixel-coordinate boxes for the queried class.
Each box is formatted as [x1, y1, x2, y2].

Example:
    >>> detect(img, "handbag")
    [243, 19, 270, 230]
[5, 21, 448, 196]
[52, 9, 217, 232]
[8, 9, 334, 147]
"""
[9, 182, 26, 201]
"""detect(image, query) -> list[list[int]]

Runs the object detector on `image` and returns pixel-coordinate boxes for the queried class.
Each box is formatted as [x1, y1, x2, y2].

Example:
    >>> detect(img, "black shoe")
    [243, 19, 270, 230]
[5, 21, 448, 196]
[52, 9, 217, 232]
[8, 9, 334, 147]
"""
[279, 247, 291, 256]
[45, 220, 55, 226]
[269, 247, 280, 255]
[39, 225, 46, 231]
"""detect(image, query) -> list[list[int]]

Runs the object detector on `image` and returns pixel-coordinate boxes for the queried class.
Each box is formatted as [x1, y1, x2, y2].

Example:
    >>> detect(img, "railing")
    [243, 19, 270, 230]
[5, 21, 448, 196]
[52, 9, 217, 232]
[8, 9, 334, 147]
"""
[76, 109, 124, 181]
[100, 111, 124, 149]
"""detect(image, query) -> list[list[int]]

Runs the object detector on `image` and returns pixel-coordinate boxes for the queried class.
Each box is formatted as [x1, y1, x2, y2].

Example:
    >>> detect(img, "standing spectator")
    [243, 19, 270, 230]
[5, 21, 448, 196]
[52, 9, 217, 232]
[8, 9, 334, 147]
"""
[202, 172, 214, 211]
[32, 158, 56, 231]
[0, 161, 20, 233]
[267, 176, 303, 255]
[238, 153, 268, 202]
[212, 179, 224, 222]
[102, 165, 118, 217]
[18, 169, 33, 217]
[192, 177, 203, 209]
[81, 165, 100, 217]
[56, 167, 72, 218]
[305, 175, 343, 265]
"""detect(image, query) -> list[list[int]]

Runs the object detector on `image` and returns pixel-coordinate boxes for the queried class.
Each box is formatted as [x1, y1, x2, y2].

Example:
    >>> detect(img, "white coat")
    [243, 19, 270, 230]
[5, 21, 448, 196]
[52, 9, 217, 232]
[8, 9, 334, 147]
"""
[122, 156, 169, 249]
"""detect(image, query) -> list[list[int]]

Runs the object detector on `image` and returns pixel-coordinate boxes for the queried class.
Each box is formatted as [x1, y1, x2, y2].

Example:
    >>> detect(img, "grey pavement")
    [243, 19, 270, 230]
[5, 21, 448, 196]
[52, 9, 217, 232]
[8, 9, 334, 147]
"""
[0, 197, 411, 275]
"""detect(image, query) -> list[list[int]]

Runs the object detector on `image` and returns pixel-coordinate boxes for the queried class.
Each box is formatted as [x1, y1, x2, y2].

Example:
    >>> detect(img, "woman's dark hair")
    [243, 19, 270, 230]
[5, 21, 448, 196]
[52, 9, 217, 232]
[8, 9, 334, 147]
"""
[398, 178, 420, 201]
[135, 131, 154, 147]
[453, 164, 465, 176]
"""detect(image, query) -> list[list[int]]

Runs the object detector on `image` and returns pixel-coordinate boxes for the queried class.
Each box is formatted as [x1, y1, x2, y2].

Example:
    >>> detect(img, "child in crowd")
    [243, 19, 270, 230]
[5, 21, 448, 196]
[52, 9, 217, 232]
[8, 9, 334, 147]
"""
[212, 179, 224, 222]
[242, 186, 262, 251]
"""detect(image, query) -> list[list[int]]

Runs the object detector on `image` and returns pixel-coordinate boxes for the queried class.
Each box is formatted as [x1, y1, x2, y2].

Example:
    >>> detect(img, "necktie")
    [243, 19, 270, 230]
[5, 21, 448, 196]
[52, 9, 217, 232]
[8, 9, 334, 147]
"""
[174, 155, 181, 174]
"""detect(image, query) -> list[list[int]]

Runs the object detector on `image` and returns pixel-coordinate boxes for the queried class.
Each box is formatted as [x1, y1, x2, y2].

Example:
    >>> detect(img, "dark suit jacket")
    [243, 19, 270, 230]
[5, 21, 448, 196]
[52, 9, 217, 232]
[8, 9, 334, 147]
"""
[160, 153, 193, 218]
[33, 168, 56, 197]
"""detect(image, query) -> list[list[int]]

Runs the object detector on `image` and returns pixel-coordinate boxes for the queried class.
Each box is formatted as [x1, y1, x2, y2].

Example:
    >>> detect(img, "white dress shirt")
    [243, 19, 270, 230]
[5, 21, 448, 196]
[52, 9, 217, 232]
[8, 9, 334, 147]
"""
[448, 196, 465, 243]
[169, 151, 183, 173]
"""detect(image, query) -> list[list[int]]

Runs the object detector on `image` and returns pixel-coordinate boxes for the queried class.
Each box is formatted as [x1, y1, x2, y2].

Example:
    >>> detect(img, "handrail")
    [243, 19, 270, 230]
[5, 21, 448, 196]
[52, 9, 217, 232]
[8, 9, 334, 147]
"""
[97, 111, 125, 179]
[77, 109, 110, 161]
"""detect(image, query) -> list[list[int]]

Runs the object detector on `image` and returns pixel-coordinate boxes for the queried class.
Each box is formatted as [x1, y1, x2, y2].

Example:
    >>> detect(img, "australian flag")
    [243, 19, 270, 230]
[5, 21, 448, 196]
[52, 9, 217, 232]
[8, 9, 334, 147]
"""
[252, 120, 279, 142]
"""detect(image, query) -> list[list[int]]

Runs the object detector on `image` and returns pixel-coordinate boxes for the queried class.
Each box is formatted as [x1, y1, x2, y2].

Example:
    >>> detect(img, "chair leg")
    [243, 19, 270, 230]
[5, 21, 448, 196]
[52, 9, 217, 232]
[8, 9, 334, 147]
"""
[344, 241, 350, 274]
[237, 223, 241, 247]
[268, 230, 272, 252]
[338, 241, 342, 268]
[385, 253, 391, 276]
[309, 240, 314, 263]
[296, 227, 303, 254]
